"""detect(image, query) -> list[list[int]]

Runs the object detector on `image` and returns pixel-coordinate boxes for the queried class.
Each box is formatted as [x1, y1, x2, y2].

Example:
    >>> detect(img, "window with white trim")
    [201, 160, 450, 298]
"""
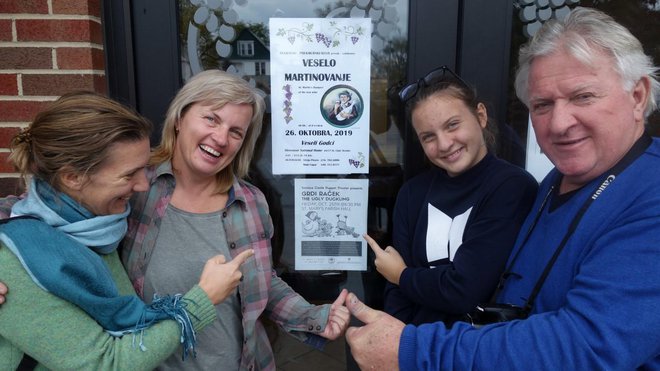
[238, 40, 254, 56]
[255, 61, 266, 76]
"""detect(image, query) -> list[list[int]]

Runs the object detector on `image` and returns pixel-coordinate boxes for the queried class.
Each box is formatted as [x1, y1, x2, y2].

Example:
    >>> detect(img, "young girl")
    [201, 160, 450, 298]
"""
[365, 66, 538, 326]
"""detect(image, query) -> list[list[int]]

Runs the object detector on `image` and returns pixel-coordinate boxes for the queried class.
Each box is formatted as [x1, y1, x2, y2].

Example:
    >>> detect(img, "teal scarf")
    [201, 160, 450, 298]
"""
[0, 179, 197, 358]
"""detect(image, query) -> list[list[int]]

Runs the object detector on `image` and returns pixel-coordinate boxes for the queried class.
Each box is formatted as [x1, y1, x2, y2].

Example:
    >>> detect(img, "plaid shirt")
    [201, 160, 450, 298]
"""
[120, 162, 330, 371]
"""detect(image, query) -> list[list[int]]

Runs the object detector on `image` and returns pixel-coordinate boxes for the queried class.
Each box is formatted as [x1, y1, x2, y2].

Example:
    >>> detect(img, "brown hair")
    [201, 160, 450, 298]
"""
[10, 91, 152, 191]
[407, 78, 498, 152]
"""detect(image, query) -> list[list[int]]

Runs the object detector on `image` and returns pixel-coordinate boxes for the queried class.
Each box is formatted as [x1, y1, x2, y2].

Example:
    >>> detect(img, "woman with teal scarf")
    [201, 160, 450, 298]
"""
[0, 91, 254, 370]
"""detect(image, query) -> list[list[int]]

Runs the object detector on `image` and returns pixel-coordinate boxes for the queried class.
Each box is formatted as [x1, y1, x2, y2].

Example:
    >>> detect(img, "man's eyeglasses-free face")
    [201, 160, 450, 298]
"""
[398, 65, 470, 103]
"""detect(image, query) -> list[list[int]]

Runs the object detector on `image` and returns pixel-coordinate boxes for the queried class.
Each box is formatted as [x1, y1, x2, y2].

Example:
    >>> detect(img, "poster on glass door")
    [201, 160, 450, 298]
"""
[294, 178, 368, 271]
[269, 18, 371, 175]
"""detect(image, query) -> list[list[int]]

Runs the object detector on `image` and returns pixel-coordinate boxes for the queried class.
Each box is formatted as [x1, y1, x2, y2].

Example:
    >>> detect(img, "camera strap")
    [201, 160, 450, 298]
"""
[492, 133, 651, 312]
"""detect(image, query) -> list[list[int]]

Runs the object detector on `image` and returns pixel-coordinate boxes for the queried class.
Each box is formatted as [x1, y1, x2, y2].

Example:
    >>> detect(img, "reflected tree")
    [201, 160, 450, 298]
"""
[178, 2, 270, 72]
[372, 36, 406, 83]
[178, 2, 226, 71]
[314, 1, 355, 17]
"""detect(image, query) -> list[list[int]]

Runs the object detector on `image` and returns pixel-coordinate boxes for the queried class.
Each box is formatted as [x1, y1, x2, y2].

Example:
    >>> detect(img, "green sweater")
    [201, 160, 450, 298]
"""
[0, 245, 217, 371]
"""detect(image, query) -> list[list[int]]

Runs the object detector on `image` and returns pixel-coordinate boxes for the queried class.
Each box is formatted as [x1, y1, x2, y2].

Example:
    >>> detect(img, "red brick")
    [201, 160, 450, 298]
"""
[57, 47, 105, 70]
[0, 178, 24, 197]
[93, 74, 107, 94]
[0, 100, 51, 122]
[0, 0, 48, 14]
[0, 47, 52, 69]
[0, 20, 12, 42]
[0, 127, 21, 148]
[0, 153, 17, 173]
[0, 74, 18, 95]
[53, 0, 101, 18]
[16, 19, 103, 44]
[23, 74, 101, 96]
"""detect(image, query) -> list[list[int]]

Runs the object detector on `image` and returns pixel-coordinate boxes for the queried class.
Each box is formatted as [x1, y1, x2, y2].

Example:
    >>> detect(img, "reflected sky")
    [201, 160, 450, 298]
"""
[222, 0, 408, 33]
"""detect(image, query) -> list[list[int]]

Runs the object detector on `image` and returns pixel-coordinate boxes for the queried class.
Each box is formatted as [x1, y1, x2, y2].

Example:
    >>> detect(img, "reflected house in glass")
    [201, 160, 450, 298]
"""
[226, 29, 271, 90]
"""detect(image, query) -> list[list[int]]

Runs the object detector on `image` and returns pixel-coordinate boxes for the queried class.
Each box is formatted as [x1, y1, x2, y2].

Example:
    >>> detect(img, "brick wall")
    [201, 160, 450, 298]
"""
[0, 0, 104, 196]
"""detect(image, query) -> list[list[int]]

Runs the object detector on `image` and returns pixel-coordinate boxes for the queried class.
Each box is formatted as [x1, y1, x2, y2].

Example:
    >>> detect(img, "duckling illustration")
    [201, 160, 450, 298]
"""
[336, 214, 359, 237]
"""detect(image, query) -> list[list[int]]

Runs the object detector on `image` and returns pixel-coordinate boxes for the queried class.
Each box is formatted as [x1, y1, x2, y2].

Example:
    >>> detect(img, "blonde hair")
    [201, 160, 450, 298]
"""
[10, 91, 152, 192]
[151, 70, 265, 193]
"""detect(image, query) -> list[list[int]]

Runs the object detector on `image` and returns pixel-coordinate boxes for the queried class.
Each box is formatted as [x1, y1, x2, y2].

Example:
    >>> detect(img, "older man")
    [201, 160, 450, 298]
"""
[346, 7, 660, 370]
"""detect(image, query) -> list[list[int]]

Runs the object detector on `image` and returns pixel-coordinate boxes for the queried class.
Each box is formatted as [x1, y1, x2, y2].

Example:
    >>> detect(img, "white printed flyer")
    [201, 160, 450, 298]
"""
[294, 178, 368, 271]
[269, 18, 371, 175]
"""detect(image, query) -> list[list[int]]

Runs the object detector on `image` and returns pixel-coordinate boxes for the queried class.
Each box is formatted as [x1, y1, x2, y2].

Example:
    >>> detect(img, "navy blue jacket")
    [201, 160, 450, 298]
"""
[385, 154, 538, 326]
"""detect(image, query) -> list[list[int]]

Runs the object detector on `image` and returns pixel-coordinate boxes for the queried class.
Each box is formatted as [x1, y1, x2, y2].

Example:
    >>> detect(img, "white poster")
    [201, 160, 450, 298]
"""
[294, 178, 368, 271]
[270, 18, 371, 175]
[525, 115, 554, 182]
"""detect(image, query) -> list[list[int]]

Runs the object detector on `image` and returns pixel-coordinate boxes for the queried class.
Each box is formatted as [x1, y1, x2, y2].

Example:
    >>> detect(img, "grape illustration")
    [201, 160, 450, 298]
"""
[315, 33, 332, 48]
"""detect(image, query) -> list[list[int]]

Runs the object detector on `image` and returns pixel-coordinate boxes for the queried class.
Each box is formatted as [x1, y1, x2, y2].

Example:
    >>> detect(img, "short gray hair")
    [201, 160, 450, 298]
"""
[514, 7, 659, 119]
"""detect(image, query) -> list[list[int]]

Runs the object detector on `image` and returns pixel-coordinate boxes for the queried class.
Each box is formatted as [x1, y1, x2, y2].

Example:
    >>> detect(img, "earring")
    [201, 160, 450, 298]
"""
[175, 127, 179, 134]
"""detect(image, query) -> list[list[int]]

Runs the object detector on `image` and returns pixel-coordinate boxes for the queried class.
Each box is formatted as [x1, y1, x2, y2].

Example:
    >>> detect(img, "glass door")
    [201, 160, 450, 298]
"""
[177, 1, 409, 369]
[103, 0, 522, 368]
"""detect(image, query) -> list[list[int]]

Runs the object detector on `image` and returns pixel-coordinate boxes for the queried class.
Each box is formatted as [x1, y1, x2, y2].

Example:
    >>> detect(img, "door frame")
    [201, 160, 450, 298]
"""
[102, 0, 514, 176]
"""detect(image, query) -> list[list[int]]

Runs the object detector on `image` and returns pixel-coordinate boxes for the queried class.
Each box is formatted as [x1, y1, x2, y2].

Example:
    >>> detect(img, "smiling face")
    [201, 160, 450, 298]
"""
[527, 48, 648, 192]
[411, 93, 488, 177]
[67, 138, 150, 216]
[172, 102, 253, 182]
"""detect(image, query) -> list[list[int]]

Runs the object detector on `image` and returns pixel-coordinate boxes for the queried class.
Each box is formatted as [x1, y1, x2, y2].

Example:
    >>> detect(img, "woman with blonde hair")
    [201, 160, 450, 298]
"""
[121, 70, 350, 370]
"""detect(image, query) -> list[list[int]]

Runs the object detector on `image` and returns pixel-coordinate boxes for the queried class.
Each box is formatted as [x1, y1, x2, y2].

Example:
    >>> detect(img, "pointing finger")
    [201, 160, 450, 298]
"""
[230, 249, 254, 267]
[363, 234, 383, 256]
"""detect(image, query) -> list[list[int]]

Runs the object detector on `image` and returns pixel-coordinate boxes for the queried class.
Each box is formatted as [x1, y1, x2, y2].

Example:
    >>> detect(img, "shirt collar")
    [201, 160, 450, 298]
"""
[153, 161, 174, 180]
[152, 160, 245, 208]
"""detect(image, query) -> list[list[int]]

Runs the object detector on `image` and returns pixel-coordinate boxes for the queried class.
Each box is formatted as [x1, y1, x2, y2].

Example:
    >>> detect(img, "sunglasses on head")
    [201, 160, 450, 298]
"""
[398, 65, 471, 103]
